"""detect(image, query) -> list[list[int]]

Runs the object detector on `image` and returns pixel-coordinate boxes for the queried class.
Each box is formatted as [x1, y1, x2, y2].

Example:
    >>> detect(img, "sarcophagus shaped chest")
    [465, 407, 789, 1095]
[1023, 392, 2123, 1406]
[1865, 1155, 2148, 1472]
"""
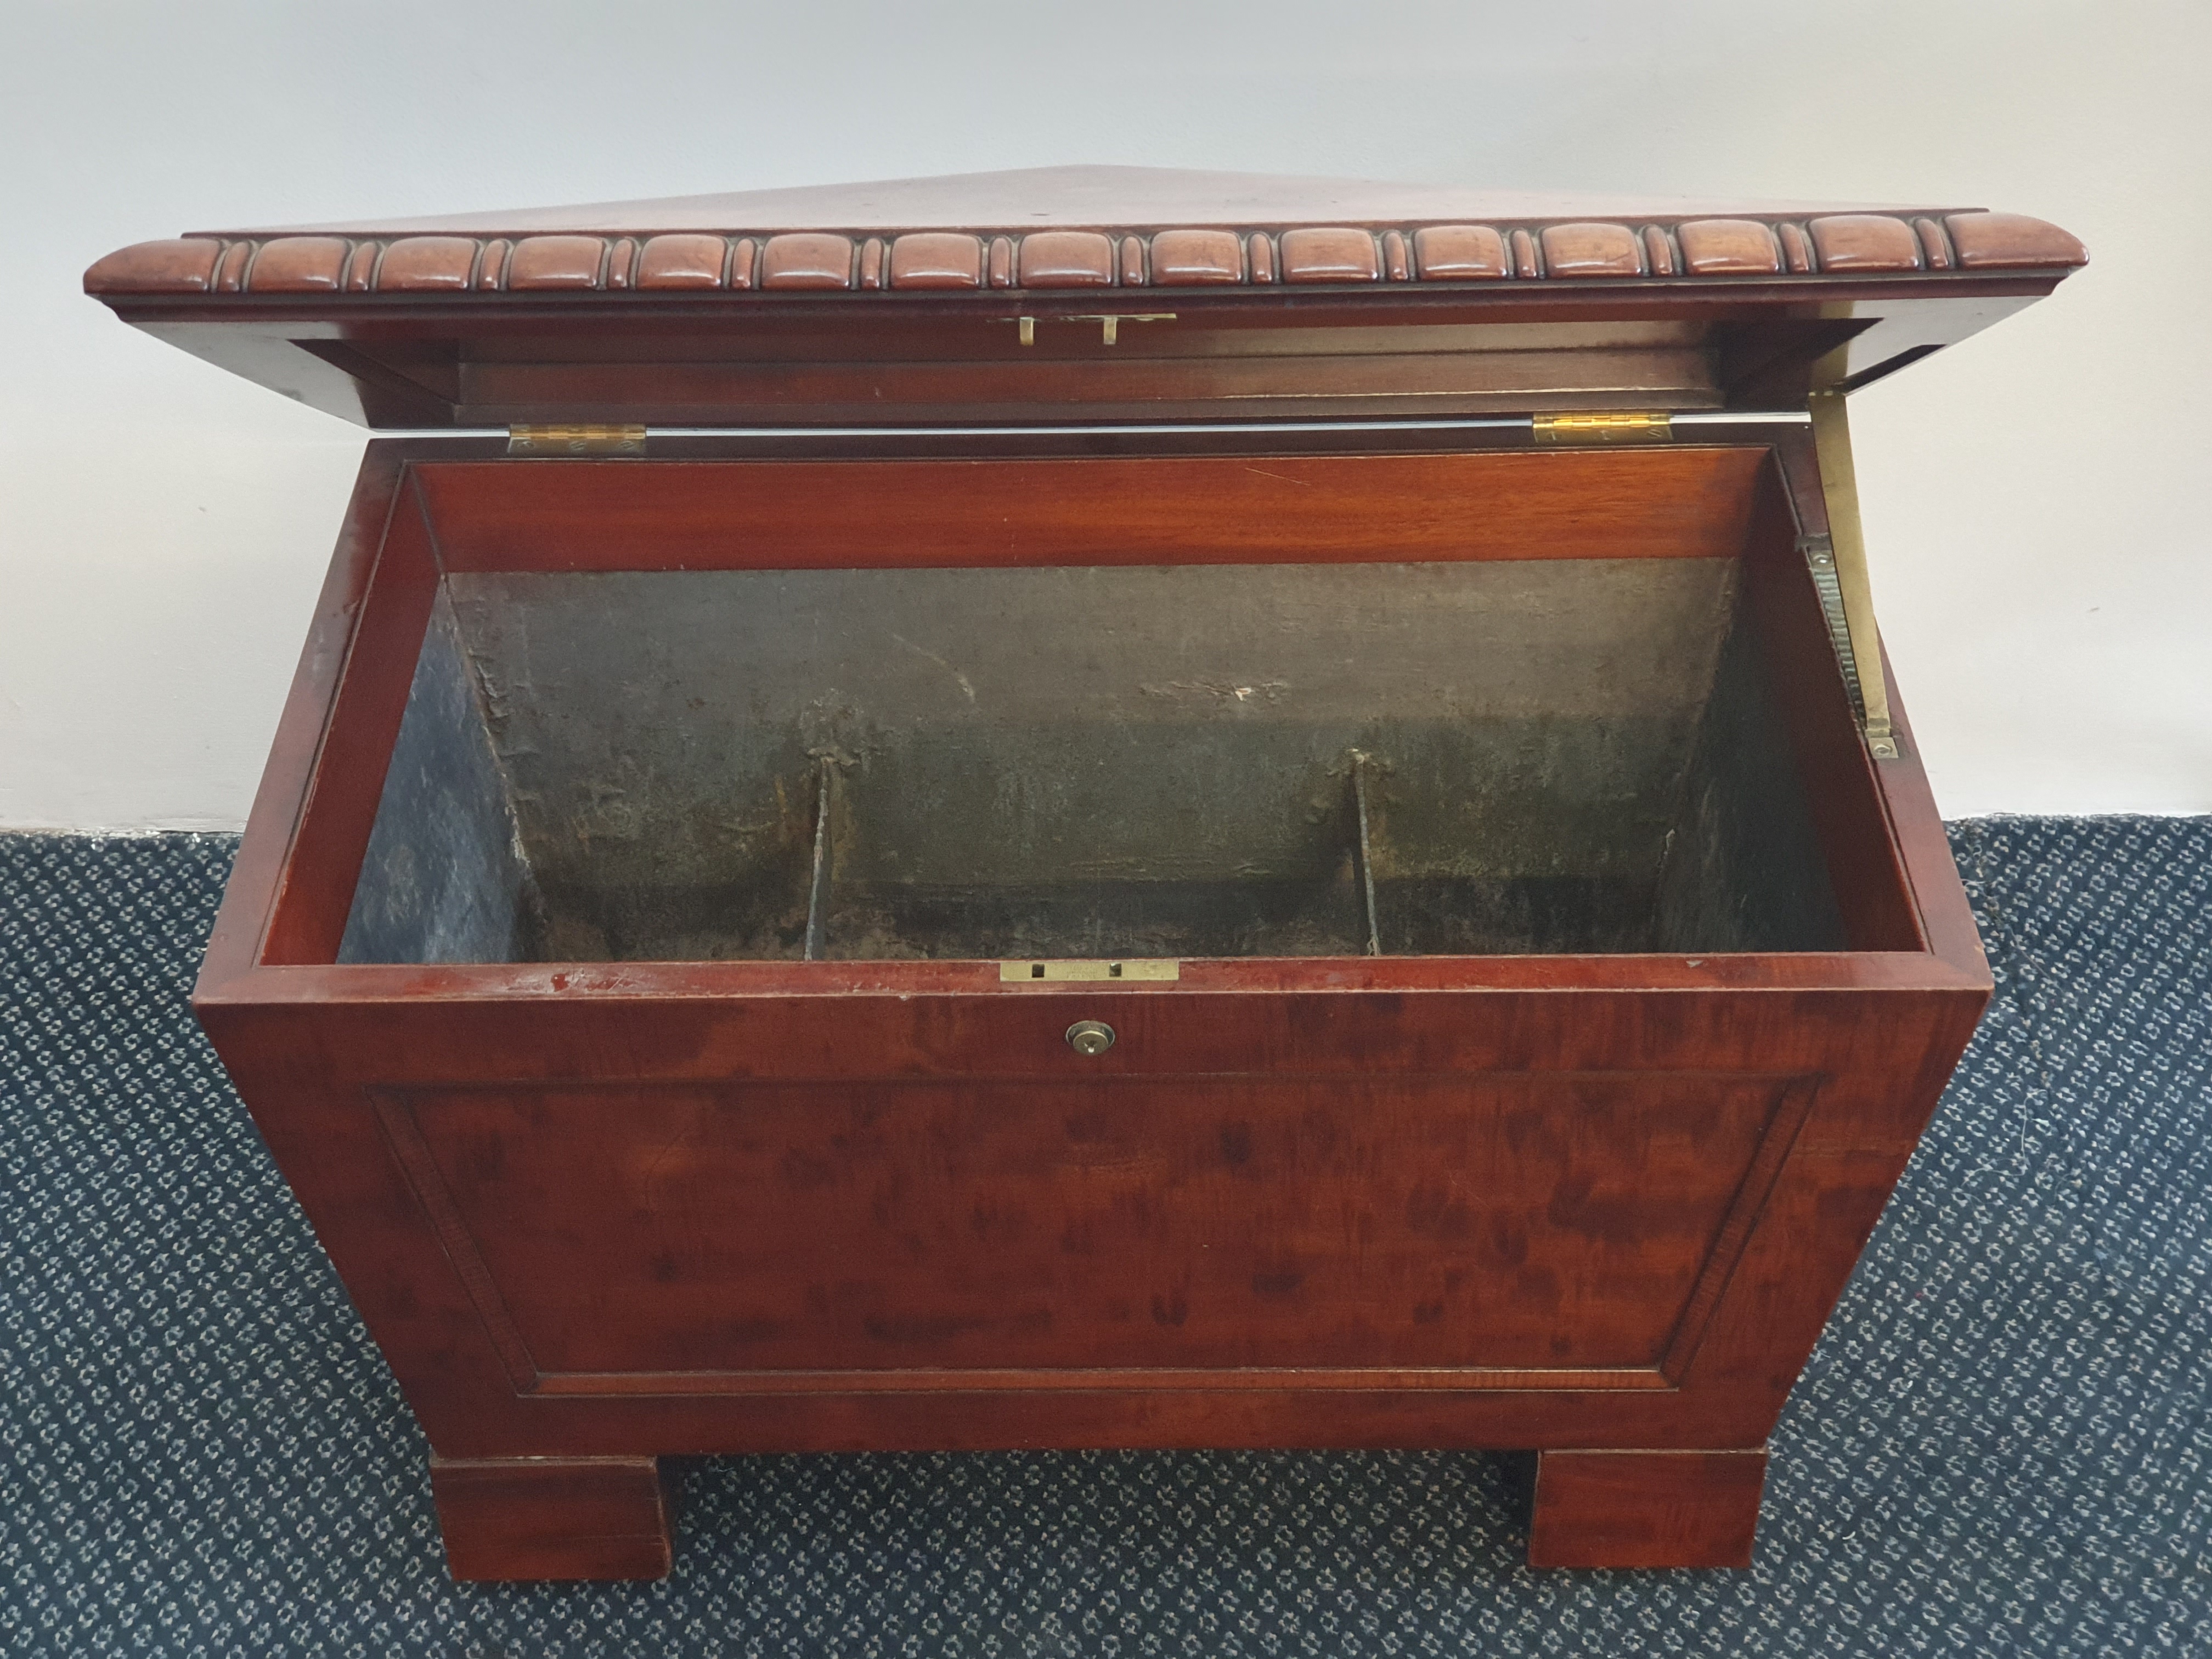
[88, 167, 2086, 1579]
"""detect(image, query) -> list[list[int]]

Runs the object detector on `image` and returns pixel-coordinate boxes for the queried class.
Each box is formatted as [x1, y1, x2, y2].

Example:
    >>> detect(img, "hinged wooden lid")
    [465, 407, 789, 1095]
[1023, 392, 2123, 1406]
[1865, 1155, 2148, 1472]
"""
[86, 165, 2085, 430]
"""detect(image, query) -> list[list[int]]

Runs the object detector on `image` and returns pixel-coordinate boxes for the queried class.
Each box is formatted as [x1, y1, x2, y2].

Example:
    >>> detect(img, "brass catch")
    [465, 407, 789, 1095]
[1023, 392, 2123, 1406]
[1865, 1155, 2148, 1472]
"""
[507, 423, 647, 457]
[1000, 960, 1180, 983]
[1010, 313, 1175, 347]
[1531, 411, 1674, 445]
[1065, 313, 1177, 346]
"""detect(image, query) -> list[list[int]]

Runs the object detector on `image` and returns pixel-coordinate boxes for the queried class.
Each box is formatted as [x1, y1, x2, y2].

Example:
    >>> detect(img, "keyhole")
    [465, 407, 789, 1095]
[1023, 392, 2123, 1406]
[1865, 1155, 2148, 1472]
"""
[1065, 1020, 1115, 1057]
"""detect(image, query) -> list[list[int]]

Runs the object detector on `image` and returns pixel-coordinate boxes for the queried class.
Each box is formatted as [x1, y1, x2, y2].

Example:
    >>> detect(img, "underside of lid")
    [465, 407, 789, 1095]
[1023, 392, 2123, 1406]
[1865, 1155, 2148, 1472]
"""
[84, 166, 2087, 430]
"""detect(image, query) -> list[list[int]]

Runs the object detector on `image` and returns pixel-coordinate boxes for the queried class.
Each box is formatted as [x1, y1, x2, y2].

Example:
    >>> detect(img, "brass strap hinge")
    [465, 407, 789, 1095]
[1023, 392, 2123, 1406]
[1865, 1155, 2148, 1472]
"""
[1531, 410, 1674, 445]
[507, 423, 647, 457]
[1798, 532, 1870, 718]
[1805, 391, 1898, 760]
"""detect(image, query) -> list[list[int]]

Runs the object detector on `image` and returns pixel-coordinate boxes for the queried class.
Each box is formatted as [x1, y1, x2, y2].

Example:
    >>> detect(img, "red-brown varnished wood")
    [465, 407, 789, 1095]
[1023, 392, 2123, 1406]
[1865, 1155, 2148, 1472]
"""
[1526, 1448, 1768, 1568]
[165, 291, 2016, 1585]
[85, 167, 2087, 298]
[257, 474, 441, 965]
[1743, 438, 1925, 953]
[82, 170, 2085, 432]
[206, 981, 1970, 1092]
[89, 278, 2079, 431]
[1946, 211, 2089, 269]
[205, 949, 1989, 1008]
[196, 445, 410, 990]
[373, 1073, 1808, 1382]
[198, 968, 1984, 1466]
[414, 448, 1767, 574]
[428, 1456, 673, 1582]
[1854, 625, 1988, 980]
[114, 162, 2072, 1584]
[443, 348, 1726, 428]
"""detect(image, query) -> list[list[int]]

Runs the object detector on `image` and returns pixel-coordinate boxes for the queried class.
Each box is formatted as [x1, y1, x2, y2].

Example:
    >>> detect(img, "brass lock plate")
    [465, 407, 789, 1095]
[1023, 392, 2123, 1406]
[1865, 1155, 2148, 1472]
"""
[1000, 960, 1180, 983]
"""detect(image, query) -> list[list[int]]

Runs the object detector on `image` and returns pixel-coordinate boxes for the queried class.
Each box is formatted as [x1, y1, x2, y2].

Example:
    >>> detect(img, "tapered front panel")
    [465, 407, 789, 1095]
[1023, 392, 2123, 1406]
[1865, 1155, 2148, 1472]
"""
[374, 1071, 1814, 1386]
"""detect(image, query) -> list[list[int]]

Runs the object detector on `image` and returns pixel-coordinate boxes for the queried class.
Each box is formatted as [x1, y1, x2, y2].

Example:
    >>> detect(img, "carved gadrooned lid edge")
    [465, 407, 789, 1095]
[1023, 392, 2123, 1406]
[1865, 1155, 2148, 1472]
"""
[84, 212, 2085, 297]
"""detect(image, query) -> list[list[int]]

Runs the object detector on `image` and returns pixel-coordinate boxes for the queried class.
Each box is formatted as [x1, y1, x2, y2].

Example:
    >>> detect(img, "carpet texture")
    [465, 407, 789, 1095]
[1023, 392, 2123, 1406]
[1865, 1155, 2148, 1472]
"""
[2, 819, 2207, 1656]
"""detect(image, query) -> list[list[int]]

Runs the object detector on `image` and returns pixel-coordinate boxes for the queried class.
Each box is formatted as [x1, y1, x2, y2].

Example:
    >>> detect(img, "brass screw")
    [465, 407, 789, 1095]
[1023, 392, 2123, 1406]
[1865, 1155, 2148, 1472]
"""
[1065, 1020, 1115, 1057]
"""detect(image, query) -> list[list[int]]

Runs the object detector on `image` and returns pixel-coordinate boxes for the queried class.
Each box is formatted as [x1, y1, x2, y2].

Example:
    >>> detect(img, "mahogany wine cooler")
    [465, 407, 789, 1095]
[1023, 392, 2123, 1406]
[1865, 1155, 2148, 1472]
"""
[85, 167, 2086, 1578]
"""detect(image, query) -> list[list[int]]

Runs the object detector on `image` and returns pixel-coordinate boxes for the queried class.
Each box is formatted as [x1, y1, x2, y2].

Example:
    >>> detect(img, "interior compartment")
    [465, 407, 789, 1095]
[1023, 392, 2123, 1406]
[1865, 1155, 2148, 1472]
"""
[339, 549, 1845, 966]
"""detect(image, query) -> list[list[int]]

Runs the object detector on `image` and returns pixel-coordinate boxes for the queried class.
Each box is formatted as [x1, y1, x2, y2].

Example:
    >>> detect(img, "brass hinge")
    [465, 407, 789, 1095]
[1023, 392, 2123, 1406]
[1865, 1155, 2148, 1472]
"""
[1531, 410, 1674, 445]
[507, 423, 647, 457]
[1798, 532, 1871, 716]
[1805, 391, 1898, 760]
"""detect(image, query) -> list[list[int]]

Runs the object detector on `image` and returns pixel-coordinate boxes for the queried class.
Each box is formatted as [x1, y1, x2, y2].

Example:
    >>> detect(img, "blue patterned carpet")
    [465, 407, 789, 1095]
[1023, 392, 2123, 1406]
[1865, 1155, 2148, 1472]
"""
[3, 820, 2208, 1656]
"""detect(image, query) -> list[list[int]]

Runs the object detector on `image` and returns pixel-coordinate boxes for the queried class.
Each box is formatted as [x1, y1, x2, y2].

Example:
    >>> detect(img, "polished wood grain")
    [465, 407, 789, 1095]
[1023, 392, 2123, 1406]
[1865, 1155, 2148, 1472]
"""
[203, 947, 1982, 1480]
[1526, 1448, 1768, 1568]
[1676, 219, 1781, 276]
[1150, 228, 1244, 284]
[372, 236, 477, 291]
[1946, 211, 2089, 269]
[413, 448, 1767, 574]
[759, 232, 854, 290]
[1247, 233, 1278, 284]
[635, 234, 727, 290]
[428, 1455, 672, 1582]
[85, 208, 2085, 301]
[82, 167, 2087, 312]
[117, 144, 2049, 1583]
[1538, 222, 1645, 277]
[441, 343, 1728, 428]
[86, 274, 2080, 432]
[1741, 438, 1925, 954]
[1913, 218, 1954, 272]
[81, 166, 2086, 434]
[1381, 229, 1412, 282]
[1017, 230, 1115, 287]
[377, 1073, 1808, 1381]
[1805, 214, 1926, 273]
[1413, 225, 1509, 280]
[888, 230, 984, 290]
[505, 235, 607, 291]
[1278, 228, 1381, 283]
[197, 444, 415, 986]
[177, 166, 2001, 235]
[257, 474, 440, 966]
[242, 236, 349, 292]
[184, 424, 1995, 1583]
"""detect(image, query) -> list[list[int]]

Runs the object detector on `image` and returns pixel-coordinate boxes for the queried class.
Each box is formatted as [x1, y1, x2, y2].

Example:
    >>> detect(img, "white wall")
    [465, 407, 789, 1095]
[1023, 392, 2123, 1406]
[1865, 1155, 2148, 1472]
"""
[3, 0, 2206, 829]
